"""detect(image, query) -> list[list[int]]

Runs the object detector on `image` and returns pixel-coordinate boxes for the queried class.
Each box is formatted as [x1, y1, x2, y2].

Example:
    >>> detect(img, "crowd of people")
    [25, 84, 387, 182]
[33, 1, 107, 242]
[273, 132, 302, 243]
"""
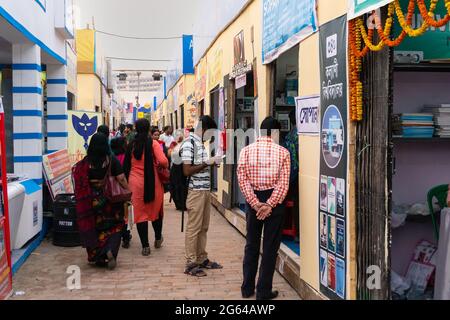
[72, 115, 294, 300]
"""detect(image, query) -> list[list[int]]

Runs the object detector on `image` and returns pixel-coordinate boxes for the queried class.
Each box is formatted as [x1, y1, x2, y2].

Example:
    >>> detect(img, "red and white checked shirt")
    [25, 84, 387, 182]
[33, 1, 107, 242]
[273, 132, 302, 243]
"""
[237, 136, 291, 210]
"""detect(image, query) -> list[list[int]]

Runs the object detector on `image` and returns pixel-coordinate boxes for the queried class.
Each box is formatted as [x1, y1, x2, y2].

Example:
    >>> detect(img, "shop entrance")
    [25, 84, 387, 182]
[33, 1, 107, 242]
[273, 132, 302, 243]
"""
[355, 31, 450, 301]
[232, 71, 255, 211]
[271, 45, 300, 255]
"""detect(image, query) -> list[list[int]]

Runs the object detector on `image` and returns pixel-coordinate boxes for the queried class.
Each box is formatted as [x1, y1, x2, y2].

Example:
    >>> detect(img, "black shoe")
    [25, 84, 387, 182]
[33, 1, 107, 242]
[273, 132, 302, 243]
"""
[256, 290, 279, 300]
[122, 240, 130, 249]
[142, 246, 151, 256]
[242, 291, 255, 299]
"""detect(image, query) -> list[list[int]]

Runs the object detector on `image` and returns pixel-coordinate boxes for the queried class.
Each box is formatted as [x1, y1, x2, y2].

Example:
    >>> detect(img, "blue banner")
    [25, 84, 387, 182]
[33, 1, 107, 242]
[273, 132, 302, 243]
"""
[182, 34, 194, 74]
[262, 0, 318, 64]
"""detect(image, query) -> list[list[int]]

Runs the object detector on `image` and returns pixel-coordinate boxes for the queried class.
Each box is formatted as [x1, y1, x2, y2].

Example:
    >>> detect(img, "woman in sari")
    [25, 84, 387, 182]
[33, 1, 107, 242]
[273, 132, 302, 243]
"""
[72, 133, 129, 269]
[124, 119, 169, 256]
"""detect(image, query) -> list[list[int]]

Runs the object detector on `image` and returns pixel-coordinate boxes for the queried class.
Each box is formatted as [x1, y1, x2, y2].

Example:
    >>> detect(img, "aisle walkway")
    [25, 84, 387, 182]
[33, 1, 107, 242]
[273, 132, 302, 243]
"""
[10, 197, 300, 300]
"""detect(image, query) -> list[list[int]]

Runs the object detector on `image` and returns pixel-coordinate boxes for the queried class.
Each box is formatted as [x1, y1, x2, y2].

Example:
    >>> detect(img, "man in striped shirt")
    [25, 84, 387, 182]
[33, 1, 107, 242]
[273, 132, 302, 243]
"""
[238, 117, 291, 300]
[182, 115, 224, 277]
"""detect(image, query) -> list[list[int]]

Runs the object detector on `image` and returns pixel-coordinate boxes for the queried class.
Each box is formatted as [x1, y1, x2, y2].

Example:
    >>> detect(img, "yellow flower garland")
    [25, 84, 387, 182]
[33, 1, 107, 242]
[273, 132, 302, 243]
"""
[394, 0, 429, 37]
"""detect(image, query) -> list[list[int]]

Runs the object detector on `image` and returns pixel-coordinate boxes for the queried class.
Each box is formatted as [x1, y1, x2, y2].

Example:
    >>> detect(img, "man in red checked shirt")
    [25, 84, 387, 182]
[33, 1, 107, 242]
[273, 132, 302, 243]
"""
[237, 116, 291, 300]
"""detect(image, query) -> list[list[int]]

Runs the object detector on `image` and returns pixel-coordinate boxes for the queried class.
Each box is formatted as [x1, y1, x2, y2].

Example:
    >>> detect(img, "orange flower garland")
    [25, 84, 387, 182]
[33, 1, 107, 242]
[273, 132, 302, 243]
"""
[348, 0, 450, 121]
[417, 0, 450, 28]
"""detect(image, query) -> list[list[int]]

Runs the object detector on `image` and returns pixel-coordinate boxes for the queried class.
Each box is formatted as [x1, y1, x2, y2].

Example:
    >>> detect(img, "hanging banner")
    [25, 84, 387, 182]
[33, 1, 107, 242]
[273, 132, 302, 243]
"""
[208, 48, 223, 89]
[295, 95, 320, 135]
[262, 0, 318, 64]
[195, 57, 207, 102]
[68, 111, 103, 164]
[394, 0, 450, 61]
[348, 0, 393, 19]
[318, 14, 348, 300]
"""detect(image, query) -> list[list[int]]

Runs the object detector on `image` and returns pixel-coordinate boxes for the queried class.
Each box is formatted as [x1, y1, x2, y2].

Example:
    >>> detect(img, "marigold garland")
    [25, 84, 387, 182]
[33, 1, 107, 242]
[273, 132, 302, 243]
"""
[417, 0, 450, 28]
[349, 0, 450, 122]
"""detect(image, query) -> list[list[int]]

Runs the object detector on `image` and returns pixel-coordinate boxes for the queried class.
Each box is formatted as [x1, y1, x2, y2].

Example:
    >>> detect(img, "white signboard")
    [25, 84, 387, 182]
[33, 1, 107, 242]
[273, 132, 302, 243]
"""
[295, 95, 320, 135]
[348, 0, 394, 20]
[235, 73, 247, 89]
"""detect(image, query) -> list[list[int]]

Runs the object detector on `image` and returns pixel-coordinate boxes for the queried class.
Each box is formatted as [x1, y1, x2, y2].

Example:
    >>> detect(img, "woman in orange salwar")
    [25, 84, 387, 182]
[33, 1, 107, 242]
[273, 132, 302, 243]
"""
[123, 119, 169, 256]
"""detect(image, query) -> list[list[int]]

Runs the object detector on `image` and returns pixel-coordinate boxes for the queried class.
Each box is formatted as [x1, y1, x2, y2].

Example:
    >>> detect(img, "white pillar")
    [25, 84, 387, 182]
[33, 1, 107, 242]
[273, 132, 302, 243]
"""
[12, 44, 43, 184]
[46, 64, 68, 152]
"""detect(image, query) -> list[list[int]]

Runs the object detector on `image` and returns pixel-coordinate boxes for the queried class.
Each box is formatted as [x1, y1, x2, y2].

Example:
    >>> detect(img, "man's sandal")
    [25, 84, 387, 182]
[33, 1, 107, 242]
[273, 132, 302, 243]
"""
[184, 265, 207, 277]
[200, 259, 223, 269]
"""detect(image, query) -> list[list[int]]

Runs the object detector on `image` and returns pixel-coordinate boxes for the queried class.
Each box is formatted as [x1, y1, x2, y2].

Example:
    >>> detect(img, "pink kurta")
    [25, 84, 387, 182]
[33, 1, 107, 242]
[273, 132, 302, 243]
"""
[129, 140, 169, 223]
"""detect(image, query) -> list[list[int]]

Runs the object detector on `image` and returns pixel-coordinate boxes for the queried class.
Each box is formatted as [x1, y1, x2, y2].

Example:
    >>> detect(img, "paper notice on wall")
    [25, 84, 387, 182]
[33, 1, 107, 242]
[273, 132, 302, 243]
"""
[296, 95, 320, 135]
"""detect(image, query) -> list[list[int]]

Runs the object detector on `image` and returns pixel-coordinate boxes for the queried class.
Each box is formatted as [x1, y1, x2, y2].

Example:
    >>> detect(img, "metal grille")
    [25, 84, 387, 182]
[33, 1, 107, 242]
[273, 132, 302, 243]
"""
[355, 44, 393, 300]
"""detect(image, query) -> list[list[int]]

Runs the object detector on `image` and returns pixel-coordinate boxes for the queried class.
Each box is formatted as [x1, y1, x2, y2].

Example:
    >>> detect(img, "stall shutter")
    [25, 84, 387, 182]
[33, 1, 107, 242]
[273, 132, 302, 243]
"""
[355, 46, 393, 300]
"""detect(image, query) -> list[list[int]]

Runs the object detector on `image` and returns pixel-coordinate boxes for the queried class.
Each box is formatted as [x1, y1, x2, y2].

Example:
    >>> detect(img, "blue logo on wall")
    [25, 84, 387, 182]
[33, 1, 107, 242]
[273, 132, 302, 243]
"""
[72, 113, 98, 150]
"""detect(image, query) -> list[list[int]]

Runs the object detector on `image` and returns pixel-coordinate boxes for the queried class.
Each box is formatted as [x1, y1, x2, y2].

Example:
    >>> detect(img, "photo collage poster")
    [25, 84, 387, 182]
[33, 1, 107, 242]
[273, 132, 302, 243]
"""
[318, 14, 348, 300]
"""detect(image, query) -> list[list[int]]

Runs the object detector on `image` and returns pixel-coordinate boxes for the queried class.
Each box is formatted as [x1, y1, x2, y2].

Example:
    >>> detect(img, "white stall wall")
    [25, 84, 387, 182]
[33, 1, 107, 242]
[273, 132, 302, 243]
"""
[0, 0, 67, 63]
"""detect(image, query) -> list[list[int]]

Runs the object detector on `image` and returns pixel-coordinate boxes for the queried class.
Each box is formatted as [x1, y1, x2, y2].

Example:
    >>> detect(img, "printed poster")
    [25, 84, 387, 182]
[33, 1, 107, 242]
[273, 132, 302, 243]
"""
[328, 215, 336, 253]
[327, 254, 336, 292]
[336, 178, 345, 217]
[320, 212, 328, 249]
[68, 111, 103, 164]
[320, 175, 328, 211]
[336, 218, 345, 258]
[336, 258, 346, 299]
[320, 249, 328, 287]
[318, 15, 348, 300]
[296, 95, 320, 135]
[262, 0, 318, 64]
[327, 177, 336, 214]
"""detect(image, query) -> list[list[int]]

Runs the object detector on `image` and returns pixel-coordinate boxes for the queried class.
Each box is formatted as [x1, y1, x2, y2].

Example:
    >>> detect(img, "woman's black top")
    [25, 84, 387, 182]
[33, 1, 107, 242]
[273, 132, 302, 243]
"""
[88, 156, 123, 180]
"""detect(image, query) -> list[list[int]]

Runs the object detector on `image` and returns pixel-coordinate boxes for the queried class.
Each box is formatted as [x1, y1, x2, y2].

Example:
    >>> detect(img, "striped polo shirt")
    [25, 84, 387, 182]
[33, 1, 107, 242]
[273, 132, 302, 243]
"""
[181, 133, 210, 191]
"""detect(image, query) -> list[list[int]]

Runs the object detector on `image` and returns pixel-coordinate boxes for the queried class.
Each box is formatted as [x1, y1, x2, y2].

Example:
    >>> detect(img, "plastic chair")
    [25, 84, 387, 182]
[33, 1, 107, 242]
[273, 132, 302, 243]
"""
[427, 184, 449, 241]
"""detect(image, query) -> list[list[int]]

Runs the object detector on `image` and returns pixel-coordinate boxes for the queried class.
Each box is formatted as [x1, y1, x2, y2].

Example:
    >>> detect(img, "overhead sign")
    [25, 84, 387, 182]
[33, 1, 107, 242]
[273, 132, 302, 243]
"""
[262, 0, 318, 64]
[394, 0, 450, 61]
[318, 15, 348, 301]
[231, 30, 252, 79]
[235, 73, 247, 89]
[348, 0, 394, 20]
[295, 95, 320, 135]
[208, 48, 223, 89]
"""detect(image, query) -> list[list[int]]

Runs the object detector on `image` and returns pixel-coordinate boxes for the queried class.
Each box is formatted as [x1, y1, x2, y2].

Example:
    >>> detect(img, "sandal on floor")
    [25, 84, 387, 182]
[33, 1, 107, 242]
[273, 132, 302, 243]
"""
[106, 251, 116, 270]
[200, 259, 223, 270]
[184, 265, 207, 277]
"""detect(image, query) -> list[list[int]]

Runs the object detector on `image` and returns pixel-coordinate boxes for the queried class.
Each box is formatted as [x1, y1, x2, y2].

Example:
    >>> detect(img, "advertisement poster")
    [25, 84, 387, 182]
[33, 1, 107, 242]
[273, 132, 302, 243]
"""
[328, 215, 336, 253]
[262, 0, 318, 64]
[295, 95, 320, 135]
[336, 178, 345, 217]
[320, 212, 328, 249]
[43, 150, 74, 200]
[336, 218, 345, 258]
[348, 0, 394, 19]
[208, 48, 223, 89]
[327, 177, 336, 214]
[320, 249, 328, 286]
[336, 258, 346, 298]
[318, 15, 348, 300]
[327, 254, 336, 291]
[320, 175, 328, 211]
[68, 111, 103, 164]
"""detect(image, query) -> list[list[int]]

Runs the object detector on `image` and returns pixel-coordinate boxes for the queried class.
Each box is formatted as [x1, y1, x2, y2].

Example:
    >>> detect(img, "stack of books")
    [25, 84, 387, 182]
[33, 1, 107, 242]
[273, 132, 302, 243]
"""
[423, 104, 450, 137]
[392, 113, 435, 138]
